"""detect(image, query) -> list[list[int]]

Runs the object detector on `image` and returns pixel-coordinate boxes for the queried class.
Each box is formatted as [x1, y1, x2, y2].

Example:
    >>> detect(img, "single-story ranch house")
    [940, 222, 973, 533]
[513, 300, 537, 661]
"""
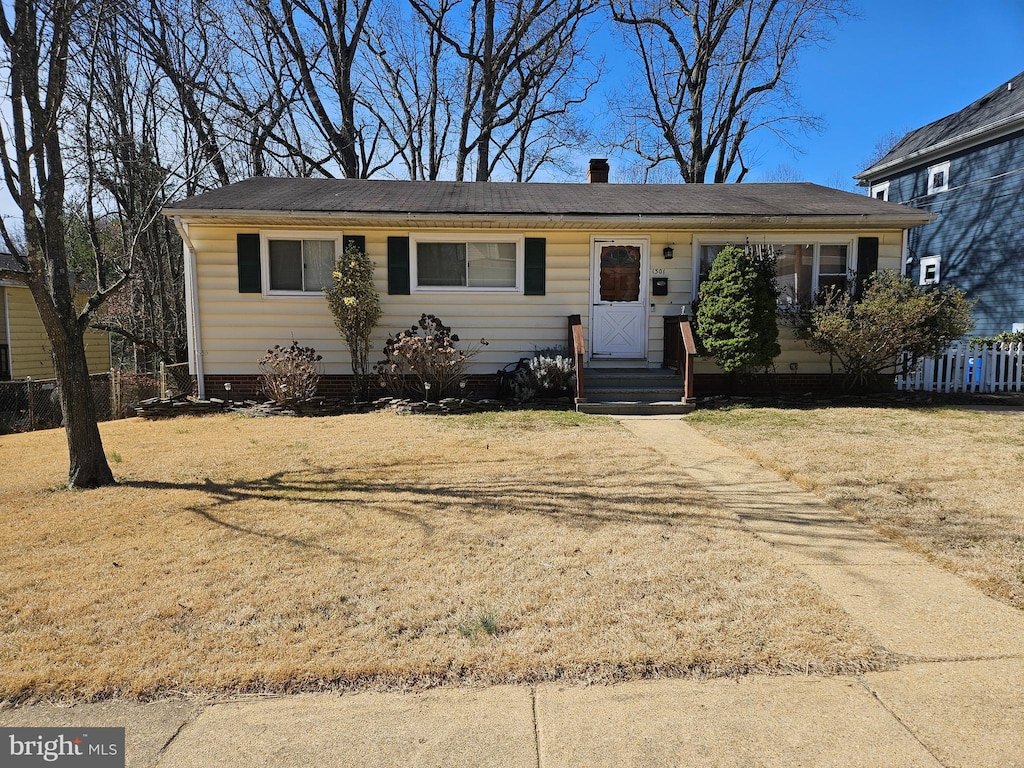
[164, 163, 932, 404]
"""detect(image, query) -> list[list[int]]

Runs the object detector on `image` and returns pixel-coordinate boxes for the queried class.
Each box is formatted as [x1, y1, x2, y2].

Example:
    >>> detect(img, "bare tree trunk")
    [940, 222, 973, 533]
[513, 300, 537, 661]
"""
[0, 0, 120, 487]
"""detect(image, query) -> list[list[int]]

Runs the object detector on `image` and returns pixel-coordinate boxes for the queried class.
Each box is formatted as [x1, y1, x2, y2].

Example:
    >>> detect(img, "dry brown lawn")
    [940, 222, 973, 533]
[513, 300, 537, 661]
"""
[1, 411, 884, 702]
[689, 405, 1024, 612]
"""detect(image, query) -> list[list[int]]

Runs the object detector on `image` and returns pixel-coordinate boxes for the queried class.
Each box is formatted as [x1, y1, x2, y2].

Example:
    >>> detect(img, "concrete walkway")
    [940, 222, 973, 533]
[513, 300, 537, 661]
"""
[4, 417, 1023, 767]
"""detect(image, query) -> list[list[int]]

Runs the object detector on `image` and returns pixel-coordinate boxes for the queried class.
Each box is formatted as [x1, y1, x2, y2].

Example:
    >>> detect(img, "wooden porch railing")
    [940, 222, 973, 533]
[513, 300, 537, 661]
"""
[664, 316, 697, 403]
[679, 319, 697, 404]
[568, 314, 585, 402]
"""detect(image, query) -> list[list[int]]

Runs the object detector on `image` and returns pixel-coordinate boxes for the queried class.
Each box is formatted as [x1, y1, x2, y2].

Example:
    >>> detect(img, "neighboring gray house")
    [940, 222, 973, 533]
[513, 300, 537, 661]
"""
[855, 71, 1024, 337]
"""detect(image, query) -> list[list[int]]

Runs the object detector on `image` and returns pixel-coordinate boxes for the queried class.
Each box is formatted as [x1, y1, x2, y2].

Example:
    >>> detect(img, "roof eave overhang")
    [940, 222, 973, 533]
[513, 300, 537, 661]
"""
[163, 208, 934, 231]
[855, 112, 1024, 183]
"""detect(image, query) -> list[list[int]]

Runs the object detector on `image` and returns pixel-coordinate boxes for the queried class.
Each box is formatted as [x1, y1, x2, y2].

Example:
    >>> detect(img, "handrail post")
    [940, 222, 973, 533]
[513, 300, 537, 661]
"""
[680, 320, 697, 404]
[568, 314, 586, 402]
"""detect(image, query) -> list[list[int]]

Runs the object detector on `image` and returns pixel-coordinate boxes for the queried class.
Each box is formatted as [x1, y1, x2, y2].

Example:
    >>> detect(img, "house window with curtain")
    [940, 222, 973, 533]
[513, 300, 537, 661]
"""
[695, 241, 851, 307]
[411, 234, 523, 292]
[260, 231, 341, 294]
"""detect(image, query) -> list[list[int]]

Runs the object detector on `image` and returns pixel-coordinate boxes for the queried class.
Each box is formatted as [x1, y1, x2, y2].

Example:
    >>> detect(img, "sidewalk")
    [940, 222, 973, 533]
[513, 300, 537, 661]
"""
[3, 417, 1022, 767]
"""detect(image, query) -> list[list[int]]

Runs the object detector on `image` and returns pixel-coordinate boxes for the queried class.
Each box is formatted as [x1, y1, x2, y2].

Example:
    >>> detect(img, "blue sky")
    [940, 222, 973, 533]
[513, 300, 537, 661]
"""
[742, 0, 1024, 188]
[2, 0, 1022, 224]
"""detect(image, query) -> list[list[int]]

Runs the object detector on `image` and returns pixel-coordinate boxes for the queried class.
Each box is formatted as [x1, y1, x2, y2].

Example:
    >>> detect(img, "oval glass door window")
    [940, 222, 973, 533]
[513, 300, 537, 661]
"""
[599, 245, 641, 302]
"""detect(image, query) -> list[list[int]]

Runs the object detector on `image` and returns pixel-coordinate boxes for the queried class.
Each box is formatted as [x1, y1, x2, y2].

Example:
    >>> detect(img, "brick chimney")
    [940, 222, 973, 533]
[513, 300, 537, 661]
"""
[587, 158, 609, 183]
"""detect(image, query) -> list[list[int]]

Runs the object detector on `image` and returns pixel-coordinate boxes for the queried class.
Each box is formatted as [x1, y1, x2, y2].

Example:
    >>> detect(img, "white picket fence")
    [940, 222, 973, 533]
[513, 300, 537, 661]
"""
[897, 342, 1024, 393]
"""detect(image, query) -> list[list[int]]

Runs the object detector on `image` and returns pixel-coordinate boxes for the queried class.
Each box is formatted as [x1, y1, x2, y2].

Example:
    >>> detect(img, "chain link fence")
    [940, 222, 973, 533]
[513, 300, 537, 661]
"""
[0, 364, 195, 434]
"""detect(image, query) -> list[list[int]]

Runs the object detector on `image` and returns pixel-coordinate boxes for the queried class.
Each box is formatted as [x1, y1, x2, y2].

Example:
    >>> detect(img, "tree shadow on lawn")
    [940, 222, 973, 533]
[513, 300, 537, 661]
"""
[119, 458, 741, 550]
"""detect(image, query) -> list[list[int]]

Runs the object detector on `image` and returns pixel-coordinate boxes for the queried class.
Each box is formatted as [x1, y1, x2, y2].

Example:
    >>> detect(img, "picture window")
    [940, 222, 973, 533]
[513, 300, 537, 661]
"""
[696, 241, 851, 307]
[411, 234, 523, 292]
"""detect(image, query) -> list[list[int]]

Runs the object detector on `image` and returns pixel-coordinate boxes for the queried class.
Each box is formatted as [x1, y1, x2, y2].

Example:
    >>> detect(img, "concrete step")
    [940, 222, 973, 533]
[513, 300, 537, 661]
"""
[583, 368, 682, 388]
[576, 400, 696, 416]
[582, 368, 685, 404]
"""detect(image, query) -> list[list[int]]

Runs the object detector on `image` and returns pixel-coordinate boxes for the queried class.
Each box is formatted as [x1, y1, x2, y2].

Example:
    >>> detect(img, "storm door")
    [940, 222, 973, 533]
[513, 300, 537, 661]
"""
[590, 239, 648, 358]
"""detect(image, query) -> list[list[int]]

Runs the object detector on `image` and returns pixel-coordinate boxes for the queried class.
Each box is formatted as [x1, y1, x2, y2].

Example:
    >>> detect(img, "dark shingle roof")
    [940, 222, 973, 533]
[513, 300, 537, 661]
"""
[0, 252, 27, 273]
[165, 178, 925, 224]
[858, 71, 1024, 179]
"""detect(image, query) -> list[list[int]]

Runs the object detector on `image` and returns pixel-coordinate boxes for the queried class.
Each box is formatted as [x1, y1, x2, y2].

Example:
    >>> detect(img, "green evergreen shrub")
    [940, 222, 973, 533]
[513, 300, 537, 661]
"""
[695, 244, 780, 375]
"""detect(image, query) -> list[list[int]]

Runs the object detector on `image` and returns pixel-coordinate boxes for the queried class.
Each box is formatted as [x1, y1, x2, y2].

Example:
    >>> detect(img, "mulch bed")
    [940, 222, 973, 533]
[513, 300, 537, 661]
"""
[133, 394, 538, 419]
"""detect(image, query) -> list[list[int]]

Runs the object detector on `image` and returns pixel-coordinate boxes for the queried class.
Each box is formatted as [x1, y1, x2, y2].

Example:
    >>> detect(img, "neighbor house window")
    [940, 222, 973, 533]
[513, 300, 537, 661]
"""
[261, 231, 341, 294]
[696, 240, 851, 307]
[919, 255, 941, 285]
[411, 234, 523, 291]
[870, 181, 890, 201]
[927, 161, 950, 195]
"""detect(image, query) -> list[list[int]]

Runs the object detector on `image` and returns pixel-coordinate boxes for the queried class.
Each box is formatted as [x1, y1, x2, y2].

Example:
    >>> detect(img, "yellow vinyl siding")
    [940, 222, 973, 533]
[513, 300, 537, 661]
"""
[7, 286, 52, 378]
[5, 285, 110, 379]
[190, 225, 907, 377]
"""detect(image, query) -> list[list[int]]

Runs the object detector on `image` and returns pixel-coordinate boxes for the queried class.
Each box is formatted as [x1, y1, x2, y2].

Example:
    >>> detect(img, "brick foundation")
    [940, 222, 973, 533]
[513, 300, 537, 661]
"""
[694, 372, 846, 396]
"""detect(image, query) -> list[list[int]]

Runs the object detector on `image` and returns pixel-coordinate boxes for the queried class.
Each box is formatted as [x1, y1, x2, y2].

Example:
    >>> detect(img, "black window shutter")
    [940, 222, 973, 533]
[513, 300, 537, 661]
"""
[524, 237, 546, 296]
[237, 233, 261, 293]
[855, 237, 879, 299]
[343, 234, 366, 255]
[387, 236, 410, 295]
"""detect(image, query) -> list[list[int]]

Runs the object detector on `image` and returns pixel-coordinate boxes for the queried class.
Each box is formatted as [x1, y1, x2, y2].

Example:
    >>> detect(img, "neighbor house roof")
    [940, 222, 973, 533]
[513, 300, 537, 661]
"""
[0, 252, 28, 284]
[164, 178, 932, 231]
[0, 252, 26, 271]
[856, 71, 1024, 182]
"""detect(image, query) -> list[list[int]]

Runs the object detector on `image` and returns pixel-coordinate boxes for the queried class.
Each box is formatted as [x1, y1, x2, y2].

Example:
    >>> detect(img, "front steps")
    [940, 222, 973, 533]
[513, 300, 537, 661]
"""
[576, 367, 695, 415]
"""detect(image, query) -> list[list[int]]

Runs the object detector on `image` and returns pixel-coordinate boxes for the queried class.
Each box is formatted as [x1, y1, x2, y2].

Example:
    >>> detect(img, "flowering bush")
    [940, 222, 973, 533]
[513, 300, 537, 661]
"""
[499, 351, 575, 403]
[258, 341, 322, 406]
[529, 353, 575, 394]
[325, 242, 381, 401]
[376, 314, 486, 400]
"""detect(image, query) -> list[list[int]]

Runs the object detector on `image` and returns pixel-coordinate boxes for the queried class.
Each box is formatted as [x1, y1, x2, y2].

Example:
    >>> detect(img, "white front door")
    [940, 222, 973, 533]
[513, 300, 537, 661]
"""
[591, 238, 648, 359]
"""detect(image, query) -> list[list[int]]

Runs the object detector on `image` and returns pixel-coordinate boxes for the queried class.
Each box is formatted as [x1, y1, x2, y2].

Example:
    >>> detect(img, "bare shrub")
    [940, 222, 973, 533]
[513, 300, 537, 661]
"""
[258, 341, 323, 405]
[376, 314, 486, 400]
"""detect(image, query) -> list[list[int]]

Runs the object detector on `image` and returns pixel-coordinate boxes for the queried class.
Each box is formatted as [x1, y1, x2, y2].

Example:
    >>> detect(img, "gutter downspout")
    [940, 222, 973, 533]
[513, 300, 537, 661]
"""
[2, 286, 12, 378]
[173, 216, 205, 400]
[901, 229, 910, 278]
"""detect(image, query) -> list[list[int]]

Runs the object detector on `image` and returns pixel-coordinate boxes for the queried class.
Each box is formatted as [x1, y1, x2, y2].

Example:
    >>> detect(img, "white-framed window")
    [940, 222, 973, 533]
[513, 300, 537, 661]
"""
[870, 180, 890, 201]
[694, 238, 853, 307]
[411, 232, 524, 292]
[260, 230, 342, 295]
[927, 161, 950, 195]
[919, 255, 941, 285]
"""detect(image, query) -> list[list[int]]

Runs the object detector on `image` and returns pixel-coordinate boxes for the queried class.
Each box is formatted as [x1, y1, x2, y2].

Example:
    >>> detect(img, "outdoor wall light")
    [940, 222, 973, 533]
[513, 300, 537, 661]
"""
[663, 246, 674, 259]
